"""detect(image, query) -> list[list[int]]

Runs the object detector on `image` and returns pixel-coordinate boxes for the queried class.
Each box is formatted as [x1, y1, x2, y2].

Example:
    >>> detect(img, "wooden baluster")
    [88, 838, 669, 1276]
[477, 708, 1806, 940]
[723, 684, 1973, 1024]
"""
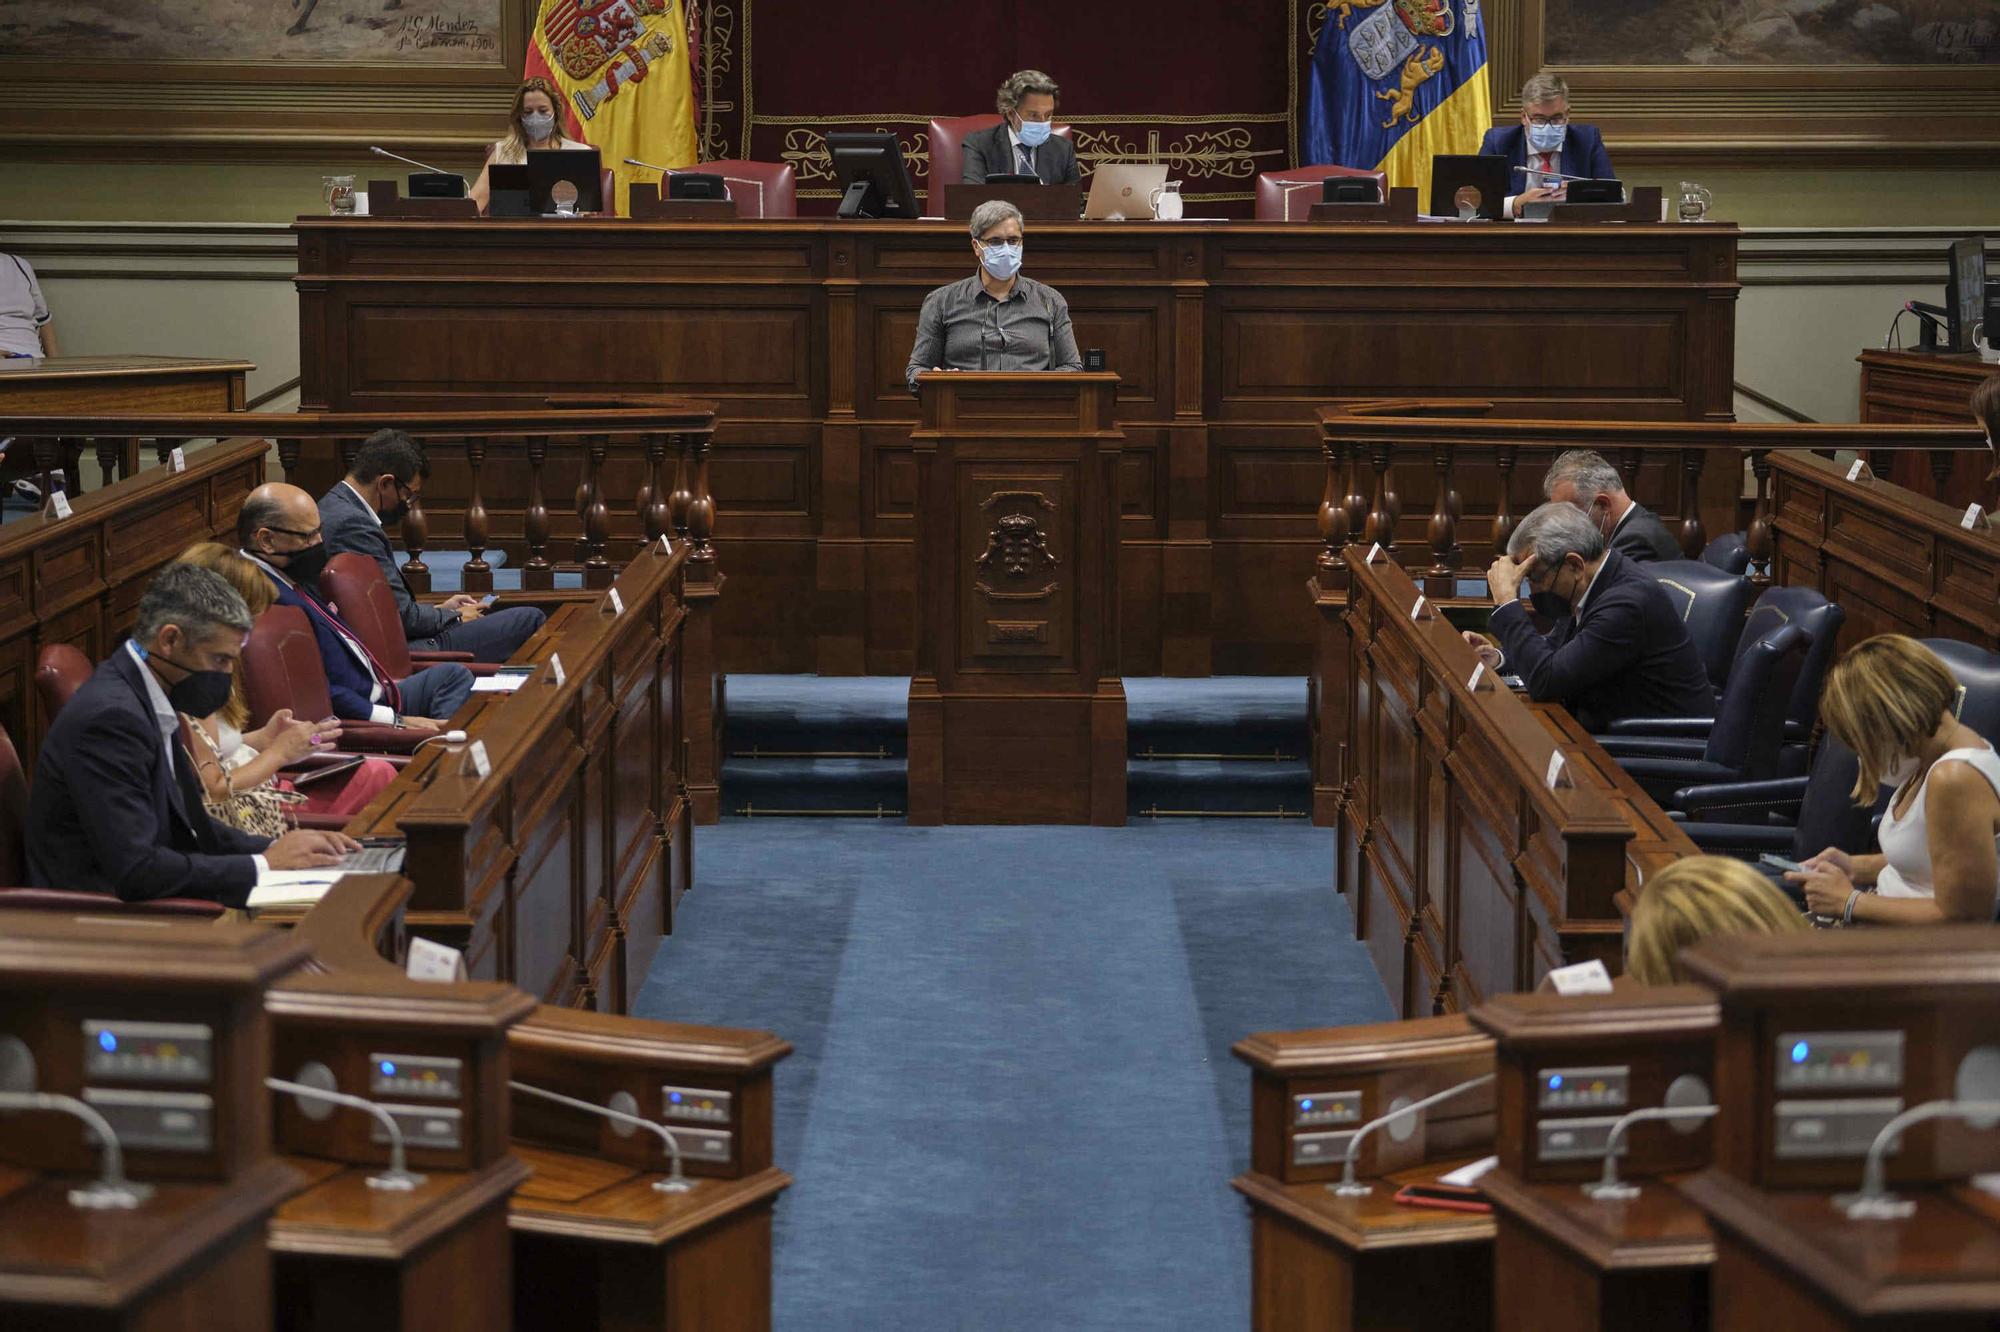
[400, 465, 431, 595]
[583, 433, 612, 587]
[154, 438, 177, 469]
[60, 437, 83, 498]
[670, 433, 694, 543]
[462, 436, 493, 596]
[524, 434, 554, 591]
[1869, 446, 1890, 480]
[337, 436, 360, 476]
[1930, 448, 1954, 504]
[1318, 433, 1348, 583]
[29, 437, 59, 508]
[643, 432, 671, 550]
[277, 437, 303, 479]
[1745, 449, 1773, 588]
[1618, 448, 1642, 498]
[1492, 444, 1518, 561]
[1363, 443, 1393, 547]
[1425, 442, 1457, 596]
[1381, 449, 1401, 537]
[1677, 448, 1708, 557]
[94, 438, 121, 489]
[687, 431, 716, 569]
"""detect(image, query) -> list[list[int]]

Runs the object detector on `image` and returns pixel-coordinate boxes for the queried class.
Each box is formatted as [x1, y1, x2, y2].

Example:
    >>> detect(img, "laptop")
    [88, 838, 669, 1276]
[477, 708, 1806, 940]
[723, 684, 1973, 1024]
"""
[1428, 154, 1509, 220]
[487, 164, 533, 217]
[527, 146, 603, 214]
[1084, 163, 1170, 221]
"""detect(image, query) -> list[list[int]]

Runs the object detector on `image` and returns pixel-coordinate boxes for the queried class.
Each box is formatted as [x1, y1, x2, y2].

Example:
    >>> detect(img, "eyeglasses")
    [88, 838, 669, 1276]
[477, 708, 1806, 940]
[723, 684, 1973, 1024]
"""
[266, 524, 322, 543]
[978, 236, 1022, 248]
[1526, 114, 1569, 127]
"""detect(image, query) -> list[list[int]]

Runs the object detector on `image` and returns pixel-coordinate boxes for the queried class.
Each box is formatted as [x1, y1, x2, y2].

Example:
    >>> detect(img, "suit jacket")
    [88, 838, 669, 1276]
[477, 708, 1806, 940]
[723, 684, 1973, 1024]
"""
[960, 125, 1080, 186]
[1476, 123, 1615, 188]
[255, 562, 396, 722]
[1491, 550, 1715, 732]
[319, 481, 453, 640]
[1609, 503, 1681, 565]
[26, 649, 266, 904]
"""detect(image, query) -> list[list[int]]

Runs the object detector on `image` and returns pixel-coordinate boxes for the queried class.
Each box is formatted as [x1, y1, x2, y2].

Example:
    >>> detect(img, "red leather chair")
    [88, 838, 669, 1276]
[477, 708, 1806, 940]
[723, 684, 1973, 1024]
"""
[1255, 166, 1389, 221]
[34, 643, 92, 721]
[696, 159, 797, 219]
[927, 114, 1075, 207]
[240, 604, 427, 754]
[0, 720, 224, 918]
[319, 553, 501, 678]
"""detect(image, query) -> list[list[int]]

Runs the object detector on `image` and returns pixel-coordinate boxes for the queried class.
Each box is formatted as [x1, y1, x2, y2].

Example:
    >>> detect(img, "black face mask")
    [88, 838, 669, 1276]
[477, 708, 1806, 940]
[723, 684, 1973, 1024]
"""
[278, 541, 331, 586]
[1527, 564, 1577, 619]
[377, 500, 410, 527]
[150, 652, 234, 719]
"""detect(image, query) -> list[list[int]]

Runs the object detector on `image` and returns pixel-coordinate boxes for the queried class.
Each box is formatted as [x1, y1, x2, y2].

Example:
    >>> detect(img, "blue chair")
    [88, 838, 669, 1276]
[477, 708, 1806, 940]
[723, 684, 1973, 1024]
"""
[1598, 622, 1809, 807]
[1645, 559, 1755, 694]
[1701, 531, 1750, 576]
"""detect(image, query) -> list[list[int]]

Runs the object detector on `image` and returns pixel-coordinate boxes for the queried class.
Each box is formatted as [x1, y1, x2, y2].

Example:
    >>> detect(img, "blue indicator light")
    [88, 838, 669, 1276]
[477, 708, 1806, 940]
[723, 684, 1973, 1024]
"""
[1791, 1042, 1809, 1064]
[669, 1092, 683, 1104]
[97, 1031, 118, 1053]
[1548, 1075, 1563, 1090]
[1301, 1098, 1314, 1111]
[380, 1060, 396, 1076]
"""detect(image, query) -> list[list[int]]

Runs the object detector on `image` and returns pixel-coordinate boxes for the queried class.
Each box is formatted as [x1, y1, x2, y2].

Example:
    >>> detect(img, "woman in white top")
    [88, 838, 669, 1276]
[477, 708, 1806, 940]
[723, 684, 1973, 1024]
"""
[1789, 635, 2000, 924]
[470, 76, 585, 215]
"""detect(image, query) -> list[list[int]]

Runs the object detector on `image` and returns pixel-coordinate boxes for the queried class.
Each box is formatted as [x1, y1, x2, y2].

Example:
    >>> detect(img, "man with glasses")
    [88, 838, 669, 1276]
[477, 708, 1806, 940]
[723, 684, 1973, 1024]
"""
[240, 482, 473, 729]
[320, 429, 545, 663]
[905, 199, 1082, 397]
[1478, 71, 1615, 220]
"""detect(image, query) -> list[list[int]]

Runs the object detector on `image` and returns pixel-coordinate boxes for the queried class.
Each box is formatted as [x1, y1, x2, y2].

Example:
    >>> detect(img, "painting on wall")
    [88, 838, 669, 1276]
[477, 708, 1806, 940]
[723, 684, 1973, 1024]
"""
[0, 0, 508, 65]
[1545, 0, 1999, 66]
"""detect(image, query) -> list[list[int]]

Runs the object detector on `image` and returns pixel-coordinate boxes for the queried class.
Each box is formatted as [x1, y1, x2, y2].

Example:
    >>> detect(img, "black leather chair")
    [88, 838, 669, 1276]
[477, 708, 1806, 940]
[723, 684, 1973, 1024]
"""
[1596, 621, 1810, 807]
[1701, 531, 1750, 576]
[1646, 559, 1755, 693]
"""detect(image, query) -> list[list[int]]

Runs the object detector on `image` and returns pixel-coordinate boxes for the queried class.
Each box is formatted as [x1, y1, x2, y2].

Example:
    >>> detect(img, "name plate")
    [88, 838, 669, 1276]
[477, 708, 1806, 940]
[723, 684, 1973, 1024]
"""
[1468, 661, 1487, 692]
[550, 653, 566, 688]
[406, 936, 468, 982]
[169, 447, 187, 474]
[48, 489, 72, 520]
[466, 739, 491, 779]
[1964, 503, 1988, 531]
[1545, 751, 1570, 790]
[1546, 960, 1614, 996]
[608, 587, 624, 615]
[1410, 595, 1432, 621]
[1846, 458, 1872, 482]
[1365, 542, 1385, 564]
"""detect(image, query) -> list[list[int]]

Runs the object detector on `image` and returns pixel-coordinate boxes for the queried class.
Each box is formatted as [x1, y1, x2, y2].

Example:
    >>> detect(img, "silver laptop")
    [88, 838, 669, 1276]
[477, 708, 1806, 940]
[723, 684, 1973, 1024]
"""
[1083, 163, 1171, 221]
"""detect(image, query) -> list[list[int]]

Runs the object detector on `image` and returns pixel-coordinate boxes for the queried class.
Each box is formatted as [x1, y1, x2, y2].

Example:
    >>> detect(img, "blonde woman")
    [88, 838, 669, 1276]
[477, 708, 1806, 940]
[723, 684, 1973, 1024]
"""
[1786, 635, 2000, 925]
[470, 77, 587, 215]
[1625, 855, 1808, 985]
[171, 544, 398, 833]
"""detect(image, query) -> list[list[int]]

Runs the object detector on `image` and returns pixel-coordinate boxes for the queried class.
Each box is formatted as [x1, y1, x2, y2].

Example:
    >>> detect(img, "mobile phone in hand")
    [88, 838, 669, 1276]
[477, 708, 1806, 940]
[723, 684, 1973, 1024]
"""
[1759, 852, 1805, 874]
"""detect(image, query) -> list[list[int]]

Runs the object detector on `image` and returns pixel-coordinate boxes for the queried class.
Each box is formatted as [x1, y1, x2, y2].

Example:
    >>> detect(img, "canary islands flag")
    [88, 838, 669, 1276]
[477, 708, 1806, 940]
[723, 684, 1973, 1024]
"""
[1304, 0, 1492, 205]
[525, 0, 699, 216]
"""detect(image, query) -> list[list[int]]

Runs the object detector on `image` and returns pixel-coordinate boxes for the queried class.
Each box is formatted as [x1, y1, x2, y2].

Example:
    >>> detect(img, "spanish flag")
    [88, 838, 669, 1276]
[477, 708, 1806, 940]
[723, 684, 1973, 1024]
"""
[1303, 0, 1492, 206]
[524, 0, 700, 216]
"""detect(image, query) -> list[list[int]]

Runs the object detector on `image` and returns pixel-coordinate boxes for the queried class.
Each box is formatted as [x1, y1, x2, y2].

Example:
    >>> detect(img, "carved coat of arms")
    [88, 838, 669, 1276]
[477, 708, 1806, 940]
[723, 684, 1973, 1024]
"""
[977, 513, 1059, 580]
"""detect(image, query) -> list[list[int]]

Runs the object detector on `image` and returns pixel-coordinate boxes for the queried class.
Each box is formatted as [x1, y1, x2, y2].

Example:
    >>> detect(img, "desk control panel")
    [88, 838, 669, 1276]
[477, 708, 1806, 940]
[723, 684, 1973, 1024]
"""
[668, 1125, 733, 1166]
[1292, 1090, 1363, 1129]
[1292, 1129, 1357, 1168]
[1536, 1065, 1629, 1113]
[82, 1087, 215, 1153]
[370, 1054, 463, 1102]
[1773, 1097, 1904, 1160]
[1775, 1032, 1903, 1093]
[1536, 1115, 1630, 1164]
[661, 1084, 732, 1125]
[84, 1020, 213, 1087]
[370, 1103, 464, 1152]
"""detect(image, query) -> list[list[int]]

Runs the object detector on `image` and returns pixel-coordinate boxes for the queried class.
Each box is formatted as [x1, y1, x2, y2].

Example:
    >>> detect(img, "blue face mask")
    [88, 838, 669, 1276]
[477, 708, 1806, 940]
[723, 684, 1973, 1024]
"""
[980, 240, 1023, 280]
[1016, 119, 1053, 148]
[1526, 121, 1567, 155]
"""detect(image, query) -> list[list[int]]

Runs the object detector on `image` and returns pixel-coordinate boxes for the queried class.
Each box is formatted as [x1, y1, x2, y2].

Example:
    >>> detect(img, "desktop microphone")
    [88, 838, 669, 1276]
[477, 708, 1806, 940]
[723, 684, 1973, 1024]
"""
[267, 1075, 425, 1191]
[1580, 1101, 1718, 1201]
[0, 1089, 153, 1209]
[510, 1080, 694, 1192]
[1328, 1071, 1496, 1196]
[412, 729, 469, 750]
[1509, 164, 1597, 183]
[370, 145, 454, 175]
[623, 157, 762, 213]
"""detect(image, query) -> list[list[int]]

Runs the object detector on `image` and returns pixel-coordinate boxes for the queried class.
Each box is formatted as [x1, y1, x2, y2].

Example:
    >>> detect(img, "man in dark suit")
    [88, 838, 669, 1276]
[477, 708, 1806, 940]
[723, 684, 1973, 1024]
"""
[239, 482, 473, 730]
[320, 429, 544, 664]
[1465, 502, 1713, 733]
[27, 564, 355, 904]
[1544, 448, 1682, 564]
[1476, 71, 1614, 219]
[960, 69, 1080, 186]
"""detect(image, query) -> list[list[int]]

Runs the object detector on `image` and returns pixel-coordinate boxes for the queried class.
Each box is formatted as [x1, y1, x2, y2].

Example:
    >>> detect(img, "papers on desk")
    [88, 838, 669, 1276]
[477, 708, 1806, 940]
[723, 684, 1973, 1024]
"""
[471, 672, 530, 692]
[1437, 1155, 1498, 1188]
[247, 869, 344, 909]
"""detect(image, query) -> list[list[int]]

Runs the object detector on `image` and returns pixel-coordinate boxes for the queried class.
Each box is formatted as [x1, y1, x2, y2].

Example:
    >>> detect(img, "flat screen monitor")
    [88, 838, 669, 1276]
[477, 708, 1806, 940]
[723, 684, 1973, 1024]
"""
[1428, 154, 1507, 220]
[828, 132, 921, 219]
[527, 147, 602, 214]
[408, 171, 466, 199]
[486, 164, 533, 218]
[1566, 178, 1623, 205]
[1322, 176, 1382, 204]
[668, 172, 728, 200]
[1949, 237, 1987, 354]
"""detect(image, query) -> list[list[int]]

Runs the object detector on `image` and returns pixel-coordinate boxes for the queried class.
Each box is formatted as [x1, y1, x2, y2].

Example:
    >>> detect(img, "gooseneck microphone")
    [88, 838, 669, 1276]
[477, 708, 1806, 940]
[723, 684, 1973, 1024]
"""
[370, 145, 454, 176]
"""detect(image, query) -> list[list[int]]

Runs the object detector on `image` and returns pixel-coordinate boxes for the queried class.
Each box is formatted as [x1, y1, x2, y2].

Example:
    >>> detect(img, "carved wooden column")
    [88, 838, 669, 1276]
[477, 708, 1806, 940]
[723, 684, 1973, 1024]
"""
[400, 479, 431, 595]
[675, 429, 722, 824]
[94, 438, 122, 489]
[1318, 433, 1351, 590]
[461, 436, 493, 596]
[1364, 444, 1395, 547]
[582, 434, 612, 589]
[1744, 449, 1773, 587]
[1425, 442, 1458, 598]
[1492, 444, 1519, 562]
[1677, 447, 1708, 557]
[523, 435, 554, 592]
[641, 432, 671, 549]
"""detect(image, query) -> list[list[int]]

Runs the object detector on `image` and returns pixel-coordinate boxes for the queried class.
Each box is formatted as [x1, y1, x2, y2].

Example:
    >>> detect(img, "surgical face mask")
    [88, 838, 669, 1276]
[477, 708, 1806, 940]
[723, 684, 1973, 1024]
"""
[145, 646, 234, 719]
[1016, 118, 1053, 148]
[522, 111, 556, 141]
[980, 239, 1023, 280]
[1526, 121, 1567, 155]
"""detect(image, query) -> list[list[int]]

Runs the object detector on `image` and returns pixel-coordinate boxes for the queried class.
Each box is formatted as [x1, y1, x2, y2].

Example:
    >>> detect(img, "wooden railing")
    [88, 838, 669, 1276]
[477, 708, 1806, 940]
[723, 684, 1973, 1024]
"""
[1315, 405, 1990, 593]
[0, 404, 719, 594]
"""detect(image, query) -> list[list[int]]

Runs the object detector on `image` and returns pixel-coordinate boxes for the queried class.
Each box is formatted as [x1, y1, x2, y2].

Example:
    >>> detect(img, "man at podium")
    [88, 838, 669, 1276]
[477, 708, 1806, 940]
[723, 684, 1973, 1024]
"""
[905, 200, 1082, 395]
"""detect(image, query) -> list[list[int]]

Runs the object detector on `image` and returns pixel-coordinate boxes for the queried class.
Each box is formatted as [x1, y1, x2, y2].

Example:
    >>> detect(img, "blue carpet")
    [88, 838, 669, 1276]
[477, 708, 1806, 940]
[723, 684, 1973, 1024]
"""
[421, 550, 586, 593]
[634, 818, 1392, 1330]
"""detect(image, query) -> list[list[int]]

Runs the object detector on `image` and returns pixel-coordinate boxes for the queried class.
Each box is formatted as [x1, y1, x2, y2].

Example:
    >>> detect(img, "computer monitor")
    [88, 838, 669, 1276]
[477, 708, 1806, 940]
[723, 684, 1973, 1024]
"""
[828, 132, 921, 219]
[1428, 154, 1508, 220]
[1566, 178, 1623, 205]
[1322, 176, 1382, 205]
[1910, 238, 1987, 353]
[486, 164, 533, 218]
[668, 172, 728, 201]
[408, 171, 466, 199]
[527, 147, 603, 214]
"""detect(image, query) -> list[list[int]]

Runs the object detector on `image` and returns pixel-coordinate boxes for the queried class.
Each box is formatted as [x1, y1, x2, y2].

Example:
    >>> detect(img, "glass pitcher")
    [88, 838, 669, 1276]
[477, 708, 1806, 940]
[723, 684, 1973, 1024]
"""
[1149, 180, 1185, 221]
[322, 175, 357, 216]
[1677, 182, 1713, 223]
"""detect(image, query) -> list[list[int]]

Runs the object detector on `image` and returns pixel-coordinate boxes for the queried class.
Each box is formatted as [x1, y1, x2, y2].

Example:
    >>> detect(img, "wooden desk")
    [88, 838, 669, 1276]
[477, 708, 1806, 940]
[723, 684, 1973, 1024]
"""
[1335, 549, 1695, 1015]
[0, 356, 251, 491]
[1857, 348, 1997, 508]
[343, 540, 695, 1010]
[293, 216, 1740, 676]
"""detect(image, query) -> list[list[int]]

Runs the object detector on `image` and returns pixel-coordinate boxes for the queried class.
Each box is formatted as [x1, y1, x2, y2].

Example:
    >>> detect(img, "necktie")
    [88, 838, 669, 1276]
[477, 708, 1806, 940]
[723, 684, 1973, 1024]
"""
[303, 584, 403, 713]
[1017, 143, 1036, 178]
[1537, 152, 1554, 185]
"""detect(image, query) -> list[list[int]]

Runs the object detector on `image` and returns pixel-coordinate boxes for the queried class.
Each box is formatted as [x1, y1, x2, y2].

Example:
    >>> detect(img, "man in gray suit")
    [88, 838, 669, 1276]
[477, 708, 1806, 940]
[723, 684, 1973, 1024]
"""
[960, 69, 1080, 186]
[319, 429, 545, 664]
[1543, 448, 1683, 565]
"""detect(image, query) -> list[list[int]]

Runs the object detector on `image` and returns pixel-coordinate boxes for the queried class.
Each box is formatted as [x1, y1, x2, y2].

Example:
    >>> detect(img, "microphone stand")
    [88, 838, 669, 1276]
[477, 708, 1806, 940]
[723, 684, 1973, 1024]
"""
[369, 146, 470, 199]
[510, 1080, 693, 1193]
[0, 1090, 153, 1209]
[1833, 1099, 2000, 1219]
[1329, 1072, 1496, 1197]
[1581, 1103, 1718, 1201]
[267, 1076, 425, 1191]
[624, 157, 762, 216]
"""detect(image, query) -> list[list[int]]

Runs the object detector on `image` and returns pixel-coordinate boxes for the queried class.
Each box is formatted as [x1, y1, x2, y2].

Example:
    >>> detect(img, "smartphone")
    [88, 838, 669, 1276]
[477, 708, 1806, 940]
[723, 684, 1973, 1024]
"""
[1500, 674, 1527, 691]
[286, 755, 366, 788]
[479, 594, 497, 606]
[1393, 1183, 1492, 1214]
[1759, 853, 1806, 874]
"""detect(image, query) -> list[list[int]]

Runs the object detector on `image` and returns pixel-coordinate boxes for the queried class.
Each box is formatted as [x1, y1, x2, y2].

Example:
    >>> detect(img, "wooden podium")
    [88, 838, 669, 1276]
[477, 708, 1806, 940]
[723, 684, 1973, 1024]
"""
[908, 372, 1126, 825]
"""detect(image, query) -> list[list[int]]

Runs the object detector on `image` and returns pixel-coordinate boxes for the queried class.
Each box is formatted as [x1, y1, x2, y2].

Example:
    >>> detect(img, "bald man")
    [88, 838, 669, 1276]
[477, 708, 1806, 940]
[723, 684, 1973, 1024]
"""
[237, 483, 473, 728]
